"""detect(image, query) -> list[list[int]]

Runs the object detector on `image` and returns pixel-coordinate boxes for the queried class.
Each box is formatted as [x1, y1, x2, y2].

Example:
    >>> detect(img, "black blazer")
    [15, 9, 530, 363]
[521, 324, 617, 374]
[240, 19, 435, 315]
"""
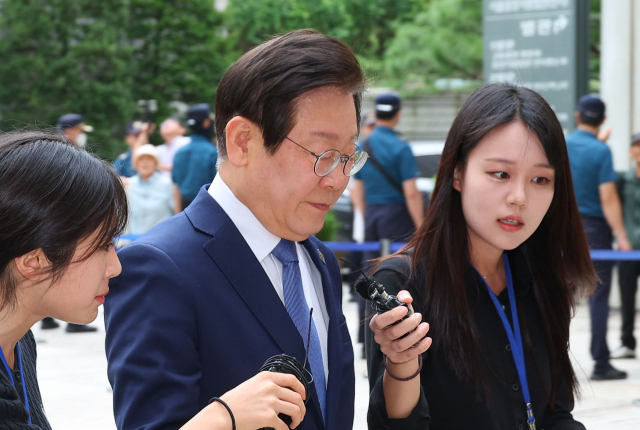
[365, 249, 585, 430]
[0, 331, 50, 429]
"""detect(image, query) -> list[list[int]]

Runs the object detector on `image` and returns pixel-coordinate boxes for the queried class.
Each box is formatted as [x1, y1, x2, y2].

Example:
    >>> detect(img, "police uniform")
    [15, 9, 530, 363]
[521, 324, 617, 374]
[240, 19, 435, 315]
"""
[354, 126, 418, 245]
[171, 104, 218, 208]
[353, 94, 419, 261]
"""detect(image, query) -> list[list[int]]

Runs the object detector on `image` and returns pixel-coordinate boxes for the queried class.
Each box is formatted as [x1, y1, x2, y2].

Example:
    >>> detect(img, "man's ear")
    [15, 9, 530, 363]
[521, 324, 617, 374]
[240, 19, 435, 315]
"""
[452, 164, 462, 192]
[225, 116, 260, 167]
[14, 249, 52, 281]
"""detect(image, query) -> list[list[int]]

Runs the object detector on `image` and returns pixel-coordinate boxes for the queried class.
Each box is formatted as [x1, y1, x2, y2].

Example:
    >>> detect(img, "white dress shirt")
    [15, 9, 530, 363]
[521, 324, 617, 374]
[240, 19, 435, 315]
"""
[208, 174, 330, 382]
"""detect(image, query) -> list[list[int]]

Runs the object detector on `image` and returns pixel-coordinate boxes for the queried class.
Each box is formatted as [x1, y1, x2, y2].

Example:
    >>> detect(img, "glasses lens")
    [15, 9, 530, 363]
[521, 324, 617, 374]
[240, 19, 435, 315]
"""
[315, 150, 341, 176]
[345, 151, 368, 176]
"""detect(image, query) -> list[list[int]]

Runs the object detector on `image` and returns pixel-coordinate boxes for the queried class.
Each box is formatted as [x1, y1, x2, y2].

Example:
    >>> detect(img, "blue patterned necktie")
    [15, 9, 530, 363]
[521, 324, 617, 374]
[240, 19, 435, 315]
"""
[271, 239, 326, 422]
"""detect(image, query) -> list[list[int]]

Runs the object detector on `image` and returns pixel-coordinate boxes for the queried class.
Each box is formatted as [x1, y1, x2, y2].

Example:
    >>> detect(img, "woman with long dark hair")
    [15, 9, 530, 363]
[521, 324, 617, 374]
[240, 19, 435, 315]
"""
[366, 83, 597, 429]
[0, 132, 306, 429]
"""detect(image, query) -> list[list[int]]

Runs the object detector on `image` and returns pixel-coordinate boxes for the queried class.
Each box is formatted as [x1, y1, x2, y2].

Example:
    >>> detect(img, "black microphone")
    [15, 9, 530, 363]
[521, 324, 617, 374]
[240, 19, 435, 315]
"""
[345, 259, 414, 335]
[258, 309, 314, 430]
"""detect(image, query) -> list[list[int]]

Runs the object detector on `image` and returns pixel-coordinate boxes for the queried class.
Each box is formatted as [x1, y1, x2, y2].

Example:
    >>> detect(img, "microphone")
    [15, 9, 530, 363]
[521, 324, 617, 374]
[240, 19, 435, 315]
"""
[258, 309, 314, 430]
[345, 259, 414, 335]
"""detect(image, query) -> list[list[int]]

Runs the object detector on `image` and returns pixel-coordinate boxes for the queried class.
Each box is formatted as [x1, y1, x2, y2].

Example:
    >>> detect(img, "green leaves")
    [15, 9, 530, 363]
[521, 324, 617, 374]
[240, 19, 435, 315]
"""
[4, 0, 602, 158]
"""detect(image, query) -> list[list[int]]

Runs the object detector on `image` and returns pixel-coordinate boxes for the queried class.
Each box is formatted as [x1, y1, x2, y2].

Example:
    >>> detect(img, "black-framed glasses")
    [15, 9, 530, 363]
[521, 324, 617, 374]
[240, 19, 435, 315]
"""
[285, 137, 369, 177]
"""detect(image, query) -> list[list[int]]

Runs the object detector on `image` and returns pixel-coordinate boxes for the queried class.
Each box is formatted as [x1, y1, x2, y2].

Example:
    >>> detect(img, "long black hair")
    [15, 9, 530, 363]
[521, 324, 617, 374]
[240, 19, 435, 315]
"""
[0, 131, 128, 312]
[401, 83, 597, 404]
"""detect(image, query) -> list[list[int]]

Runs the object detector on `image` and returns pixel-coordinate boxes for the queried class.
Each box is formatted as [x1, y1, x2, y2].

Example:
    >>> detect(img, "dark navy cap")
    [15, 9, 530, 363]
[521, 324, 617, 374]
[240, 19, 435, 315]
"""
[57, 113, 93, 132]
[375, 93, 401, 114]
[577, 94, 605, 122]
[186, 103, 213, 126]
[126, 120, 145, 136]
[631, 132, 640, 146]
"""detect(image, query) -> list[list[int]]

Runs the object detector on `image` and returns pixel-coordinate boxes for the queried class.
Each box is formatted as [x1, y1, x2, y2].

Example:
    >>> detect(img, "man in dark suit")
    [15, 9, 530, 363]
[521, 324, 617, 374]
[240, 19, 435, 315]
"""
[105, 29, 367, 430]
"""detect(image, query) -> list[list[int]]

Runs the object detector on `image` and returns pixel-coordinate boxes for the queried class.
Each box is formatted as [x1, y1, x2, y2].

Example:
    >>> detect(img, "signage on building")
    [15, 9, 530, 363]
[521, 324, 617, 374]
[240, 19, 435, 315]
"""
[483, 0, 590, 133]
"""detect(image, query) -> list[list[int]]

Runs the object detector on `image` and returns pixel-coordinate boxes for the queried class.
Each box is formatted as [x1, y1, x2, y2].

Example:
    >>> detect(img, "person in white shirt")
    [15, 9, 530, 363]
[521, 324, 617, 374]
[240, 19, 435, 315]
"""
[157, 118, 190, 178]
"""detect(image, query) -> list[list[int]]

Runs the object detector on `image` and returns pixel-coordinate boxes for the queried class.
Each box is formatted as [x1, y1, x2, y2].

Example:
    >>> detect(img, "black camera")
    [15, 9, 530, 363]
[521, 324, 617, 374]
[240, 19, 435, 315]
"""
[137, 99, 158, 124]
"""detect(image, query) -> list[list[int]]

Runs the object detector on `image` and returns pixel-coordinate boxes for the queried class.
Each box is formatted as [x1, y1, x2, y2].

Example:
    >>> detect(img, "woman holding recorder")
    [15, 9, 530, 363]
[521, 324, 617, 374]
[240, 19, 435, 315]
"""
[366, 83, 597, 429]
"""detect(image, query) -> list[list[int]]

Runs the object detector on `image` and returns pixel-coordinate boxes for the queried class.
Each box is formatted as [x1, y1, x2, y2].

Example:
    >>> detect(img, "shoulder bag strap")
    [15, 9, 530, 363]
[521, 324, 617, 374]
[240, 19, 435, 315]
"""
[362, 138, 404, 195]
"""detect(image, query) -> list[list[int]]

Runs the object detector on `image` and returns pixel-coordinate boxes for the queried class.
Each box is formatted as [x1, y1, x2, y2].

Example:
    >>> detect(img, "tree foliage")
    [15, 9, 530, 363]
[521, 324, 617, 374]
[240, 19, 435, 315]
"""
[0, 0, 602, 157]
[0, 0, 134, 158]
[383, 0, 482, 83]
[127, 0, 230, 128]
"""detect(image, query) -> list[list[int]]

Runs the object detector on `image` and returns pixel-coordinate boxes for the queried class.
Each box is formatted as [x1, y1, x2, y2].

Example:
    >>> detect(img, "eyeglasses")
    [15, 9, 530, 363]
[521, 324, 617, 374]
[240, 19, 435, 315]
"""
[285, 137, 369, 177]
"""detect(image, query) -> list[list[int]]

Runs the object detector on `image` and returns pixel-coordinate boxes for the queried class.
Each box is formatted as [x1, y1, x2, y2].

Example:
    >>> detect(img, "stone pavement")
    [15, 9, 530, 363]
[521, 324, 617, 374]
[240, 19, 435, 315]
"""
[32, 287, 640, 429]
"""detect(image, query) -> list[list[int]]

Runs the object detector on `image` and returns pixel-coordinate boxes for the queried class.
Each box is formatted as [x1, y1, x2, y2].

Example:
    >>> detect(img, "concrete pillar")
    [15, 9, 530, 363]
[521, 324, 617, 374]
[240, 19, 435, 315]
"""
[600, 0, 633, 171]
[601, 1, 640, 311]
[634, 1, 640, 136]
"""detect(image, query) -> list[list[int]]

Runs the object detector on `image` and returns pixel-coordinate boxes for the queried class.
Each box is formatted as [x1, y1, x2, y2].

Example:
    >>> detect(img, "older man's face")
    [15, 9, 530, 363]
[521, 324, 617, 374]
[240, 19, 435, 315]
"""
[248, 86, 358, 241]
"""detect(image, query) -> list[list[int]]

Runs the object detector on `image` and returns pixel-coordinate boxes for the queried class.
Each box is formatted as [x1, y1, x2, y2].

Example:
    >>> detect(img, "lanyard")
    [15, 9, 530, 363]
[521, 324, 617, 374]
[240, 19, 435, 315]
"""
[0, 343, 32, 424]
[475, 254, 536, 430]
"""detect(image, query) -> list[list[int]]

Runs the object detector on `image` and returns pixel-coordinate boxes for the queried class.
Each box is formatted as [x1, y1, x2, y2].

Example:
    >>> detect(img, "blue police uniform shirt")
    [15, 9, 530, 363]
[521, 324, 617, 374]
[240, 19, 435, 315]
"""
[566, 129, 618, 218]
[113, 150, 136, 178]
[353, 126, 419, 204]
[172, 134, 218, 202]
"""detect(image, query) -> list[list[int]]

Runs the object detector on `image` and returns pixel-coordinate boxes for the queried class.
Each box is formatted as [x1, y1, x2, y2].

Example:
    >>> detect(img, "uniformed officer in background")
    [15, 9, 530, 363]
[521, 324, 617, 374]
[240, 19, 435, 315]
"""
[350, 92, 424, 263]
[171, 103, 218, 211]
[57, 113, 93, 147]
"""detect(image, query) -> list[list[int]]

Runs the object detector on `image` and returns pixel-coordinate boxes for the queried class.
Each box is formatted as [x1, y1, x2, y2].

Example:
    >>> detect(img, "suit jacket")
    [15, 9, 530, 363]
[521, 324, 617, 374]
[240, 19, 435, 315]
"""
[104, 186, 355, 430]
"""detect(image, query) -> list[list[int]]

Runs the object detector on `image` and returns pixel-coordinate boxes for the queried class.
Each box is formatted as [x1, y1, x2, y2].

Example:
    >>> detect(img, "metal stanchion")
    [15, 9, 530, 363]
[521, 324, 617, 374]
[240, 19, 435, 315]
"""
[380, 239, 391, 257]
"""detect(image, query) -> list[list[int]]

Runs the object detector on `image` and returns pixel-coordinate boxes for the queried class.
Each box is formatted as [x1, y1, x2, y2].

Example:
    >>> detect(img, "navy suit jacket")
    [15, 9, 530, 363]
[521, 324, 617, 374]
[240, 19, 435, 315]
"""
[104, 186, 355, 430]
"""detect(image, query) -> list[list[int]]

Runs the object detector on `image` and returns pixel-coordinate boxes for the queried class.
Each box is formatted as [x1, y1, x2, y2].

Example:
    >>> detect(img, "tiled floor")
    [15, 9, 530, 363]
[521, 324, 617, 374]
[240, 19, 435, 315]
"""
[32, 287, 640, 429]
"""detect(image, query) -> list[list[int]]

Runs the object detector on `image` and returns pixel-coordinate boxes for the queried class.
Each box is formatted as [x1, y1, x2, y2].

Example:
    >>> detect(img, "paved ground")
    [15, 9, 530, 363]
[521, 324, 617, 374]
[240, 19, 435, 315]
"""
[32, 286, 640, 429]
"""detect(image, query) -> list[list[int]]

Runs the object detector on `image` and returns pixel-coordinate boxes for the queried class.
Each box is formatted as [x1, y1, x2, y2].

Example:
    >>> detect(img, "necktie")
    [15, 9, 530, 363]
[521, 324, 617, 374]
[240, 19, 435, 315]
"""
[271, 239, 326, 422]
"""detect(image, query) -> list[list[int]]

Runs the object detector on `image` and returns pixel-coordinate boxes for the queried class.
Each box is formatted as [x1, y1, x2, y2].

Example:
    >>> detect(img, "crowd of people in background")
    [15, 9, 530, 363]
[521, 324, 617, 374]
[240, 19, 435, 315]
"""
[43, 89, 640, 384]
[3, 28, 640, 429]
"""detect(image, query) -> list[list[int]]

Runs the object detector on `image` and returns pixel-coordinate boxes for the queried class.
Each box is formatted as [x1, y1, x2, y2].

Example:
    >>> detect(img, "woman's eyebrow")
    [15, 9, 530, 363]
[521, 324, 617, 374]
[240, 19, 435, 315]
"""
[484, 157, 553, 169]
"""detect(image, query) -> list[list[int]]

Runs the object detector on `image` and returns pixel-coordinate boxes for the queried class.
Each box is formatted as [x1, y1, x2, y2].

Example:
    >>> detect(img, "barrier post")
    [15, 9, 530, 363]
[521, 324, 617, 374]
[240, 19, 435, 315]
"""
[380, 239, 391, 257]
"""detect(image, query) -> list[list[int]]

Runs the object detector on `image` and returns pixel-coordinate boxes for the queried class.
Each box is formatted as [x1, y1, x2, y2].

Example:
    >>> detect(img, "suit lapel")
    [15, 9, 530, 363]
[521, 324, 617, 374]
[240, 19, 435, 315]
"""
[203, 223, 307, 359]
[186, 190, 328, 429]
[303, 239, 344, 430]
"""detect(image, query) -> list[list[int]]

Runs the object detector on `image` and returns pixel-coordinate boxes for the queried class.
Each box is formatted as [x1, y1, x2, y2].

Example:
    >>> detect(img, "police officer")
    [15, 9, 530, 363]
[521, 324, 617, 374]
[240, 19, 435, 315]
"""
[566, 94, 631, 380]
[351, 93, 424, 263]
[171, 103, 218, 211]
[57, 113, 93, 147]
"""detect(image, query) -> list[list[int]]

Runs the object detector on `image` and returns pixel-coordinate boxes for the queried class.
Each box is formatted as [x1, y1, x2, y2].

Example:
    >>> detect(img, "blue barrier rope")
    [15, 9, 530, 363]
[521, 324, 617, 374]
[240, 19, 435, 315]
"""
[116, 235, 640, 260]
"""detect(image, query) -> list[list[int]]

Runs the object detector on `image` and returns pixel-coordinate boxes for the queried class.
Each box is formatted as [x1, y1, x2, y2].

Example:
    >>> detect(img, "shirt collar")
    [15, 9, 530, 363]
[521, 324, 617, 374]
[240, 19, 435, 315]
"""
[208, 174, 281, 262]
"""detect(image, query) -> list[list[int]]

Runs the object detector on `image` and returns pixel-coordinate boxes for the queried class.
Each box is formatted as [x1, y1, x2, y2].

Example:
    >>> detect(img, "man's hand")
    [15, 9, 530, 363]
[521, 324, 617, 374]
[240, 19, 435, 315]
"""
[221, 372, 307, 430]
[181, 372, 306, 430]
[598, 126, 612, 142]
[618, 235, 632, 251]
[369, 290, 432, 365]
